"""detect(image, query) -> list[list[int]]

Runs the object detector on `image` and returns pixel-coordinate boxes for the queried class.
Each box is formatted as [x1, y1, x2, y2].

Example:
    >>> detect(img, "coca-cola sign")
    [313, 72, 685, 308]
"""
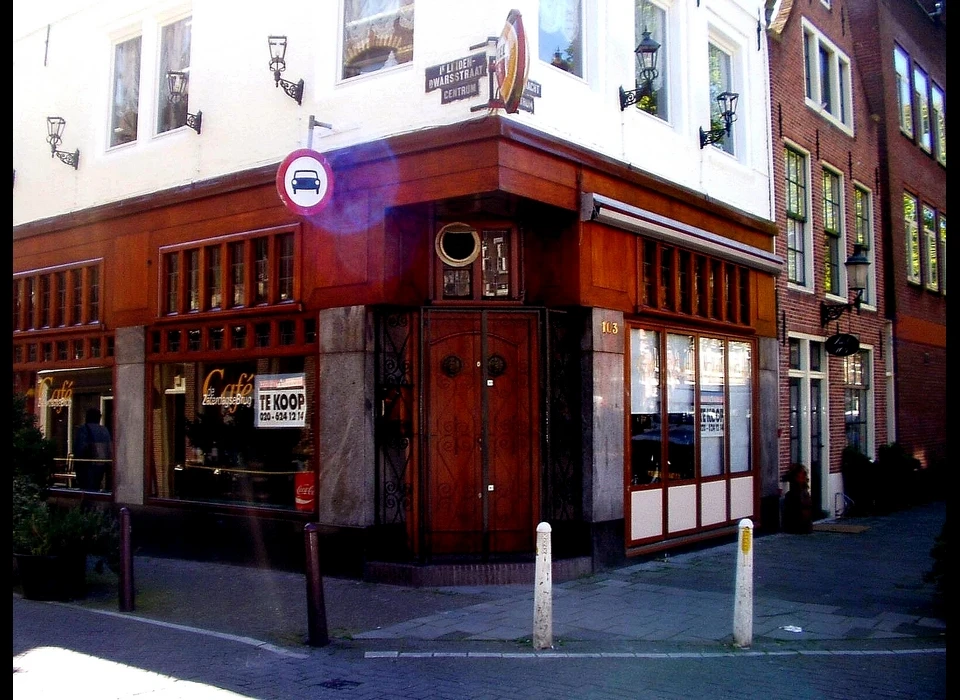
[294, 472, 315, 512]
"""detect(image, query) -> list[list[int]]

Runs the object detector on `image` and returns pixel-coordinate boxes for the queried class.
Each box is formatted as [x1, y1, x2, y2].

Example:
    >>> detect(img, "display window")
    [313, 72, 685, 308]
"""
[150, 356, 315, 511]
[628, 327, 753, 487]
[36, 367, 115, 493]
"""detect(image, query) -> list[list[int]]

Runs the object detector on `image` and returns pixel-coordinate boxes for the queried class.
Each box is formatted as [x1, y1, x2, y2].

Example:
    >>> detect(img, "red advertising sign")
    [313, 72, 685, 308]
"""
[294, 471, 316, 512]
[493, 9, 529, 114]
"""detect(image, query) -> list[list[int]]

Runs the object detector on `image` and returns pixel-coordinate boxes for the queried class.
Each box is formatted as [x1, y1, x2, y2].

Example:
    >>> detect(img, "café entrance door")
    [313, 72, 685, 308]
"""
[424, 310, 540, 556]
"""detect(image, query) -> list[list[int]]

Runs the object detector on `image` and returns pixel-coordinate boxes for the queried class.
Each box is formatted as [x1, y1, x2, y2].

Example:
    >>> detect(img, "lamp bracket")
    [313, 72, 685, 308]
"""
[699, 126, 728, 149]
[275, 75, 304, 105]
[53, 149, 80, 170]
[185, 111, 202, 135]
[819, 291, 863, 327]
[619, 84, 653, 111]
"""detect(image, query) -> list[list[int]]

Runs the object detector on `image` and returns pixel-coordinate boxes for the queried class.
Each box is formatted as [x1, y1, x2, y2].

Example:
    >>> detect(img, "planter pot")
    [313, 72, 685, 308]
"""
[14, 552, 87, 601]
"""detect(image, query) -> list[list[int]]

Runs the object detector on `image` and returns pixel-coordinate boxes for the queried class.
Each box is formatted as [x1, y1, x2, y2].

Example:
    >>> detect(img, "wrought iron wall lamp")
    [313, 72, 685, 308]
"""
[166, 71, 202, 134]
[618, 28, 660, 111]
[268, 35, 304, 105]
[820, 244, 870, 326]
[699, 91, 739, 148]
[46, 117, 80, 169]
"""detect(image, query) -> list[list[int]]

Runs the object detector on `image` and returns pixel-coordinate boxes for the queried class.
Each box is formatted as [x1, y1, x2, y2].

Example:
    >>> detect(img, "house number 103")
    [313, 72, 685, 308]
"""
[601, 321, 619, 335]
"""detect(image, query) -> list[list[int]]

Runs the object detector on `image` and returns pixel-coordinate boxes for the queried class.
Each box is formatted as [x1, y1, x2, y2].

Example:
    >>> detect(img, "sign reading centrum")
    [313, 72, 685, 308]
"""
[276, 148, 334, 217]
[424, 52, 488, 104]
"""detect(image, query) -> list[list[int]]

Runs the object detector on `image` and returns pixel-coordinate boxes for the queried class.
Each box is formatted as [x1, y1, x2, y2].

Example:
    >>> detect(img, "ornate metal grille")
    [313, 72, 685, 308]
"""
[374, 308, 416, 548]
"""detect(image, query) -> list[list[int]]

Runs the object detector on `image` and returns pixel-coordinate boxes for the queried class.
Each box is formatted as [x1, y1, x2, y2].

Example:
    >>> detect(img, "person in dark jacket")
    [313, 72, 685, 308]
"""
[73, 407, 112, 492]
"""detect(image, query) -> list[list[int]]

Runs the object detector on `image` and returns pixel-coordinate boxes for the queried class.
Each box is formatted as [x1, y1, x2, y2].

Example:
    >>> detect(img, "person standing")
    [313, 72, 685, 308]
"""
[73, 407, 112, 492]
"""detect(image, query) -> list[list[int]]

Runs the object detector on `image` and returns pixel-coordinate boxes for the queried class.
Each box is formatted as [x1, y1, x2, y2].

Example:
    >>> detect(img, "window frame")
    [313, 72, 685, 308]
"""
[913, 65, 932, 154]
[340, 0, 415, 82]
[843, 349, 872, 457]
[903, 192, 922, 284]
[539, 0, 585, 79]
[156, 14, 193, 136]
[629, 0, 669, 121]
[821, 165, 844, 298]
[930, 82, 946, 166]
[784, 144, 812, 288]
[707, 39, 736, 155]
[894, 44, 913, 138]
[108, 33, 143, 148]
[158, 227, 300, 317]
[853, 183, 876, 306]
[802, 20, 853, 133]
[922, 204, 939, 292]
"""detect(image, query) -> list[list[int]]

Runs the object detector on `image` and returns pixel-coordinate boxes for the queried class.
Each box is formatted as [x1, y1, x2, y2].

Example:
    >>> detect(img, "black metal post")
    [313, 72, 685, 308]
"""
[303, 523, 329, 646]
[119, 507, 134, 611]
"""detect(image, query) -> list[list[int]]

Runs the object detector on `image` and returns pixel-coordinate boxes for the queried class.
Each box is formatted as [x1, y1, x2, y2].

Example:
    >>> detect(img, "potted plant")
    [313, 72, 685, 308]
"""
[12, 391, 120, 601]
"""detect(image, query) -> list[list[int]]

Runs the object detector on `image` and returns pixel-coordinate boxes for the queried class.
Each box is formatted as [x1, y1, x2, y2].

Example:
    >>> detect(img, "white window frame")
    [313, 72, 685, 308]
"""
[802, 19, 853, 134]
[108, 31, 143, 149]
[539, 0, 586, 79]
[787, 334, 829, 511]
[904, 192, 922, 284]
[339, 0, 415, 83]
[853, 182, 876, 308]
[706, 34, 738, 157]
[785, 141, 814, 291]
[156, 13, 193, 136]
[938, 214, 946, 295]
[821, 164, 846, 301]
[627, 0, 670, 122]
[842, 346, 874, 460]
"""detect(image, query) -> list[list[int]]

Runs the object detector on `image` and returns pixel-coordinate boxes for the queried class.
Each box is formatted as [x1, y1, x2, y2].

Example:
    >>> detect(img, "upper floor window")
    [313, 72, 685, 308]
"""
[785, 147, 809, 286]
[631, 0, 667, 120]
[157, 16, 192, 135]
[341, 0, 414, 80]
[109, 35, 142, 147]
[913, 66, 932, 154]
[931, 82, 946, 166]
[13, 263, 102, 332]
[707, 41, 734, 155]
[540, 0, 583, 78]
[903, 193, 921, 284]
[803, 21, 852, 130]
[854, 185, 875, 305]
[894, 45, 913, 137]
[939, 215, 947, 295]
[822, 167, 843, 295]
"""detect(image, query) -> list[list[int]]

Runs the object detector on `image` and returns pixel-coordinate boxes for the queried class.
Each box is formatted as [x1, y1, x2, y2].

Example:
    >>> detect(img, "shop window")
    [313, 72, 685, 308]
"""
[207, 245, 222, 309]
[540, 0, 584, 78]
[90, 338, 102, 358]
[710, 259, 722, 318]
[725, 263, 737, 322]
[88, 267, 100, 323]
[167, 330, 181, 352]
[110, 35, 141, 147]
[629, 328, 753, 489]
[254, 237, 270, 304]
[38, 367, 114, 493]
[304, 318, 317, 343]
[14, 346, 23, 363]
[150, 357, 315, 510]
[165, 252, 180, 314]
[25, 277, 36, 330]
[157, 16, 192, 135]
[72, 269, 83, 325]
[678, 250, 691, 314]
[56, 341, 68, 361]
[660, 246, 675, 311]
[278, 234, 294, 301]
[342, 0, 414, 80]
[73, 340, 84, 360]
[187, 249, 201, 312]
[187, 328, 202, 351]
[42, 343, 53, 362]
[152, 331, 162, 354]
[28, 344, 37, 363]
[642, 241, 657, 307]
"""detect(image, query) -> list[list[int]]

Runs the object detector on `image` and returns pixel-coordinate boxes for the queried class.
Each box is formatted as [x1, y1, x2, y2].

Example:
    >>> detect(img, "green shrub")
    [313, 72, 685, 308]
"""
[12, 392, 56, 489]
[13, 501, 120, 574]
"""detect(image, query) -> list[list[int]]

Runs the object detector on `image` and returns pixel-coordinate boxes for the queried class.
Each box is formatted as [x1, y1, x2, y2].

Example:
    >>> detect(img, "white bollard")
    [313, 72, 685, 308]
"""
[532, 522, 553, 650]
[733, 518, 754, 648]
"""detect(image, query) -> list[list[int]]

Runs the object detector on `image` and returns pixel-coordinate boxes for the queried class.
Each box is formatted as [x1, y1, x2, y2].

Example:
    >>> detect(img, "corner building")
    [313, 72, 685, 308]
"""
[13, 1, 781, 578]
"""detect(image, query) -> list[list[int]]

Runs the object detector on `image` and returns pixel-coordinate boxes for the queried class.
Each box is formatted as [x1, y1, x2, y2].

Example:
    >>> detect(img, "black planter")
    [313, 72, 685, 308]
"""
[14, 552, 87, 601]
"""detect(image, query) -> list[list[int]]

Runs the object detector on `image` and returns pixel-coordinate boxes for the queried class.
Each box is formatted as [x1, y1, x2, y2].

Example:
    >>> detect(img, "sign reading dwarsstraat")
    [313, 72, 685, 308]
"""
[255, 373, 306, 428]
[425, 53, 487, 103]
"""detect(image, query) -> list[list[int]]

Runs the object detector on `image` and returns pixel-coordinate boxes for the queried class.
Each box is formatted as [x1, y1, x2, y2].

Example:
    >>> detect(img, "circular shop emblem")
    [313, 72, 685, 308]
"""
[494, 9, 529, 114]
[276, 148, 335, 217]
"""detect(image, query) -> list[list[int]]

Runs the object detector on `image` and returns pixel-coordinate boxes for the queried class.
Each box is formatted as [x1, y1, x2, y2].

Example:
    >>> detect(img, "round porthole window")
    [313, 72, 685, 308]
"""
[436, 222, 480, 267]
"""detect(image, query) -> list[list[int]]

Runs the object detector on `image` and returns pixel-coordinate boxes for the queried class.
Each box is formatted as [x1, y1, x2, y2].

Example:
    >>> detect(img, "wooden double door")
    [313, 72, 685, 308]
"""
[424, 310, 540, 556]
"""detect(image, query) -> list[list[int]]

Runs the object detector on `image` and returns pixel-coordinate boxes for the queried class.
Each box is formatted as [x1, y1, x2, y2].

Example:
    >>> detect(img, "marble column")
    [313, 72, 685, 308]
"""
[113, 326, 146, 505]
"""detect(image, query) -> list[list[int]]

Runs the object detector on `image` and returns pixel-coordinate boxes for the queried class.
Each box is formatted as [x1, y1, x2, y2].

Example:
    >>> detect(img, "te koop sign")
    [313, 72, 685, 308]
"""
[255, 373, 307, 428]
